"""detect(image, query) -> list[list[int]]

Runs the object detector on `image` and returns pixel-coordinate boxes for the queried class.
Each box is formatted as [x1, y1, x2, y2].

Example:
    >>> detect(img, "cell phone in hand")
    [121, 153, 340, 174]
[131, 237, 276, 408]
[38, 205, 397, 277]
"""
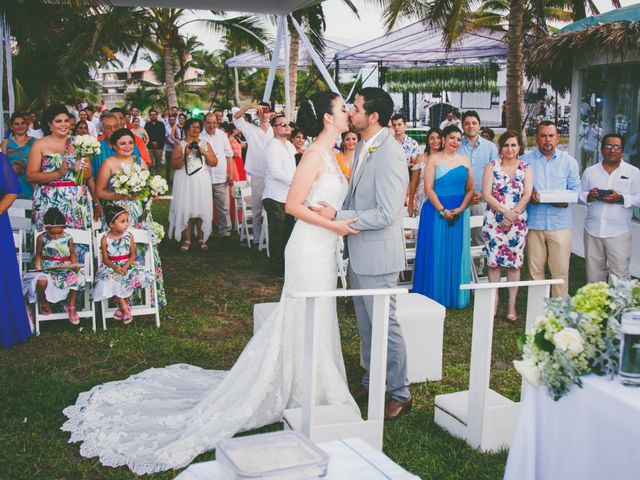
[596, 189, 613, 199]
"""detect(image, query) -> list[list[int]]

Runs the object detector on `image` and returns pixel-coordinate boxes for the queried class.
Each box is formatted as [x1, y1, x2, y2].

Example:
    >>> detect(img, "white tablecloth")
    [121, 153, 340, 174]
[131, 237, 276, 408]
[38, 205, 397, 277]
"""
[174, 437, 420, 480]
[504, 375, 640, 480]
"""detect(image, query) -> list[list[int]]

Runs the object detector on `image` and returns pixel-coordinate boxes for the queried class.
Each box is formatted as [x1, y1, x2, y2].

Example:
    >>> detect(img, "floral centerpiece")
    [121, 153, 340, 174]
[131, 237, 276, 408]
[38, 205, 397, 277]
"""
[514, 278, 640, 400]
[111, 164, 168, 220]
[73, 135, 101, 185]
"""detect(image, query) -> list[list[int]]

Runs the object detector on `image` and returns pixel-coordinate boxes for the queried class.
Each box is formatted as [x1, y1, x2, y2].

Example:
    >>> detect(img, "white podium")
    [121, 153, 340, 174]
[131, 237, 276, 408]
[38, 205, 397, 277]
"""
[434, 279, 563, 452]
[283, 287, 407, 451]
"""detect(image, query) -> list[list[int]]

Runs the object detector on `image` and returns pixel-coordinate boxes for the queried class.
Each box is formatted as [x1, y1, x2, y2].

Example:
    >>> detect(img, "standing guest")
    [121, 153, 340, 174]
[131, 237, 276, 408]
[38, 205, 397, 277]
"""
[523, 121, 580, 298]
[0, 152, 32, 348]
[202, 113, 234, 239]
[262, 114, 296, 276]
[73, 120, 91, 137]
[130, 107, 145, 128]
[168, 119, 217, 251]
[95, 128, 166, 306]
[439, 111, 461, 130]
[1, 113, 36, 199]
[78, 110, 98, 136]
[130, 117, 150, 144]
[91, 113, 143, 177]
[391, 114, 420, 175]
[110, 108, 151, 166]
[213, 109, 224, 125]
[221, 122, 246, 181]
[480, 127, 495, 142]
[86, 106, 101, 135]
[68, 116, 77, 131]
[458, 110, 499, 271]
[97, 99, 107, 115]
[580, 134, 640, 282]
[408, 128, 442, 216]
[233, 102, 275, 244]
[335, 130, 359, 181]
[291, 127, 307, 166]
[27, 105, 93, 233]
[172, 113, 186, 144]
[482, 131, 533, 321]
[144, 109, 166, 174]
[164, 113, 177, 178]
[413, 125, 474, 308]
[123, 112, 132, 129]
[22, 207, 85, 324]
[27, 111, 44, 139]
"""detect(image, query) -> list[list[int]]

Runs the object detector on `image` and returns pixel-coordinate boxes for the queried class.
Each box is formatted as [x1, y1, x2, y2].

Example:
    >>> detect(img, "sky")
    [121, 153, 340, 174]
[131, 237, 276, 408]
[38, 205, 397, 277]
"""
[184, 0, 639, 53]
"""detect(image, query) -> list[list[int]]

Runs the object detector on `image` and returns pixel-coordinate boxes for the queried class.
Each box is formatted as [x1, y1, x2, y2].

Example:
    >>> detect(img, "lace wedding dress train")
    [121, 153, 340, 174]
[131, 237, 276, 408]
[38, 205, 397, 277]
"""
[62, 152, 358, 475]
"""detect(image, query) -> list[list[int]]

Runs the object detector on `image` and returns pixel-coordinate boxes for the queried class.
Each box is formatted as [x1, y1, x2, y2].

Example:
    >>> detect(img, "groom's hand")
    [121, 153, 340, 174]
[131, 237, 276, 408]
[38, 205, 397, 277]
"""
[309, 201, 336, 220]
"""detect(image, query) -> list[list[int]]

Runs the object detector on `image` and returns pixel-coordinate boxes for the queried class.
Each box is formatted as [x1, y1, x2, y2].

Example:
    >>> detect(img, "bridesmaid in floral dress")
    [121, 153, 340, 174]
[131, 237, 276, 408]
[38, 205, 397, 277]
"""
[481, 130, 533, 321]
[95, 128, 166, 307]
[26, 105, 93, 233]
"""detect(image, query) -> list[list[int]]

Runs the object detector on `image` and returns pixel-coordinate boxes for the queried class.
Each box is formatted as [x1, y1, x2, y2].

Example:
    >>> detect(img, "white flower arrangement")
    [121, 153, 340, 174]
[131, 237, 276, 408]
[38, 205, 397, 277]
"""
[514, 278, 640, 400]
[148, 221, 165, 245]
[112, 163, 150, 197]
[148, 176, 168, 197]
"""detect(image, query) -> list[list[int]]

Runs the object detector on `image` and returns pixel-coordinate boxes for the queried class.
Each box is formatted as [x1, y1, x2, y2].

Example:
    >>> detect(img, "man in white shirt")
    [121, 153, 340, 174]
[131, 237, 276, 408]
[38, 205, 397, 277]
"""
[579, 133, 640, 282]
[202, 112, 235, 238]
[439, 111, 461, 130]
[131, 106, 145, 128]
[390, 113, 420, 176]
[262, 114, 296, 276]
[78, 109, 98, 136]
[233, 102, 274, 244]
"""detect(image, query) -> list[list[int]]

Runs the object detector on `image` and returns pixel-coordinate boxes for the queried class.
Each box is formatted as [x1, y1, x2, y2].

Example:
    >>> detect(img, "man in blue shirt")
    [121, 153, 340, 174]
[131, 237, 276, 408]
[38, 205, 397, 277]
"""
[91, 112, 142, 177]
[457, 110, 499, 271]
[522, 121, 580, 298]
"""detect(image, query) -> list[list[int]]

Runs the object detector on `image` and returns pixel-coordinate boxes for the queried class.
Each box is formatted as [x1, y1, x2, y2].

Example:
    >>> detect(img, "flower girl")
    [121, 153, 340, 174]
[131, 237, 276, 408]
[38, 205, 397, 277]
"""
[23, 207, 85, 324]
[93, 206, 152, 324]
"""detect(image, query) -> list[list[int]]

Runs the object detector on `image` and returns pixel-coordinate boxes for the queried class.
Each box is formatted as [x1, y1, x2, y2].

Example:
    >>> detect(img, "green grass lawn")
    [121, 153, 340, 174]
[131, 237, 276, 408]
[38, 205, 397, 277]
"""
[0, 200, 587, 479]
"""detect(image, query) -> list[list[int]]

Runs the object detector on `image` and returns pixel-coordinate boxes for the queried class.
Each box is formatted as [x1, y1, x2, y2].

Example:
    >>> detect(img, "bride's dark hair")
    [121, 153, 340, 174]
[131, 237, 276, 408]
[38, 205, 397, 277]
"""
[296, 91, 340, 138]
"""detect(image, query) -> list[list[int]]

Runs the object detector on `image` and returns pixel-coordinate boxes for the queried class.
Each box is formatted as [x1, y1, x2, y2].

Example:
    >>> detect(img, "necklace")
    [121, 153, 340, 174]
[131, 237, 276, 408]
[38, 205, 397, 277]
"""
[444, 152, 456, 162]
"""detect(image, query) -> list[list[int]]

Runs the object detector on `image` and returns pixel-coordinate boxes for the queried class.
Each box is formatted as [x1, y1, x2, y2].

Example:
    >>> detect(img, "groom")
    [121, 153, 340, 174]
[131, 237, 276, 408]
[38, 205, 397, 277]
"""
[313, 87, 411, 419]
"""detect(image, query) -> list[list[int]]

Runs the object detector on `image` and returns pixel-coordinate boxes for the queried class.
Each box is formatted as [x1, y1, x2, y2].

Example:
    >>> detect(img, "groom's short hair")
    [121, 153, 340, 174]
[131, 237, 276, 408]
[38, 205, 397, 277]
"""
[357, 87, 394, 127]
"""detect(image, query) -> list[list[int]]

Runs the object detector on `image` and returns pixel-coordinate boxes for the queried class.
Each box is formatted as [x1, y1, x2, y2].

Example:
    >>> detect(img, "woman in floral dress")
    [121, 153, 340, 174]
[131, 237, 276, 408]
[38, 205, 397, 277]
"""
[481, 130, 533, 321]
[26, 105, 93, 232]
[95, 128, 166, 307]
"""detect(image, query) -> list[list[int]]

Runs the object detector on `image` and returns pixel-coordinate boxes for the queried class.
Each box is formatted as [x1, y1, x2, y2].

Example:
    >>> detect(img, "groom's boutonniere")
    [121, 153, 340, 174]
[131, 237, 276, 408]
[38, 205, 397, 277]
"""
[367, 144, 379, 155]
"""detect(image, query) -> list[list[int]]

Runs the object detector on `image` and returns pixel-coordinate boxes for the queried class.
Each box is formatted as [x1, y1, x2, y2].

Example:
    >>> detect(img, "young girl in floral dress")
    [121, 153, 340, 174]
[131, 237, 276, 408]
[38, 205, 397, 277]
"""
[23, 208, 85, 324]
[93, 206, 152, 324]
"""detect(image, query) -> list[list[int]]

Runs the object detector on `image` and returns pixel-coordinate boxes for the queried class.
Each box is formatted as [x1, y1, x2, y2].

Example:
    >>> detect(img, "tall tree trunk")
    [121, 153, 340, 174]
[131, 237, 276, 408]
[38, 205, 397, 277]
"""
[234, 67, 241, 106]
[288, 26, 300, 113]
[163, 45, 178, 108]
[41, 85, 54, 107]
[506, 0, 525, 139]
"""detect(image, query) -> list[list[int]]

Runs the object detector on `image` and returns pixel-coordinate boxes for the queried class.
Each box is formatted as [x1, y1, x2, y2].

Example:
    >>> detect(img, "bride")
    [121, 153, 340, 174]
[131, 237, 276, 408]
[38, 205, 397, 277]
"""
[62, 92, 361, 475]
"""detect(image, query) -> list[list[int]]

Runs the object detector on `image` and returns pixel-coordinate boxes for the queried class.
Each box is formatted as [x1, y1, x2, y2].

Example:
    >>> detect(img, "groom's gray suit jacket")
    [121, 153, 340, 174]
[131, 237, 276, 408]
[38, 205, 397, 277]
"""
[336, 128, 409, 274]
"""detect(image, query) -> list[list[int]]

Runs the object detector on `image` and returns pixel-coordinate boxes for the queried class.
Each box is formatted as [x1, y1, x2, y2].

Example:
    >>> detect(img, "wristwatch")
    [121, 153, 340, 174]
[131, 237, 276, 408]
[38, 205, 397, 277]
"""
[439, 208, 447, 218]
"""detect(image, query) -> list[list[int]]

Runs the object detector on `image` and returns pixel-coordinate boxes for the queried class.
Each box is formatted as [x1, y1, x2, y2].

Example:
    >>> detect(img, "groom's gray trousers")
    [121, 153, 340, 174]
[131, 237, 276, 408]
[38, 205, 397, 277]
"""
[348, 264, 411, 403]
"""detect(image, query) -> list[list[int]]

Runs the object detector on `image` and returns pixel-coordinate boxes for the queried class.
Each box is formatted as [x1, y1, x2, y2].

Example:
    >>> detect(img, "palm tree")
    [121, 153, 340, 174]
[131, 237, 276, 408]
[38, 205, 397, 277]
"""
[372, 0, 621, 131]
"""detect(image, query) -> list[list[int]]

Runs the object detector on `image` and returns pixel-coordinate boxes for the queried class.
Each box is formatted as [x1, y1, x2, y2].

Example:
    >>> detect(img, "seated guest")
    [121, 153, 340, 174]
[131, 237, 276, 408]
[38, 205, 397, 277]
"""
[580, 133, 640, 282]
[524, 121, 580, 298]
[335, 130, 359, 181]
[481, 131, 532, 321]
[408, 128, 442, 216]
[413, 125, 474, 308]
[0, 152, 33, 348]
[262, 114, 296, 276]
[1, 112, 36, 199]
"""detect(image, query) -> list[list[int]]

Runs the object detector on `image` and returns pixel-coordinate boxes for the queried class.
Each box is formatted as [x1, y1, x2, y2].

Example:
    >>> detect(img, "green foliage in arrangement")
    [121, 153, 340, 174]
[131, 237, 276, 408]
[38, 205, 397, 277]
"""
[384, 63, 500, 94]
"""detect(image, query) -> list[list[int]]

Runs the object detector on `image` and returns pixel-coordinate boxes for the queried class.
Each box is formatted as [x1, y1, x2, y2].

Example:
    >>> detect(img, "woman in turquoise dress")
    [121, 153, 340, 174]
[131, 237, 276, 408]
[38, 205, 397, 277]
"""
[1, 113, 36, 199]
[413, 125, 475, 308]
[0, 153, 32, 348]
[26, 105, 93, 232]
[96, 128, 166, 307]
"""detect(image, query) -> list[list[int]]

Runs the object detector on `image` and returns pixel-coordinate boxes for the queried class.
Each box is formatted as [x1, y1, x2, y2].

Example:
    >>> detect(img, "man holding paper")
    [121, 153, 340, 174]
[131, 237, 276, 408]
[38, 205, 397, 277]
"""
[523, 121, 580, 297]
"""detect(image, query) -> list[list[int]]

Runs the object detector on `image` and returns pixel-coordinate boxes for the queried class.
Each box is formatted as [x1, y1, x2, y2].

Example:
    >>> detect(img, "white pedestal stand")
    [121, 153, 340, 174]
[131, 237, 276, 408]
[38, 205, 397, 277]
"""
[283, 287, 407, 451]
[434, 279, 563, 452]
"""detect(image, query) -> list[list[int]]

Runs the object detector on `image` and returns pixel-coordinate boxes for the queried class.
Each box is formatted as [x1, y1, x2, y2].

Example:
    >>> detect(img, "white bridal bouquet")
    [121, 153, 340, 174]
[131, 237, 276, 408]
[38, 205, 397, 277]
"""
[111, 163, 151, 197]
[73, 135, 101, 185]
[514, 278, 640, 400]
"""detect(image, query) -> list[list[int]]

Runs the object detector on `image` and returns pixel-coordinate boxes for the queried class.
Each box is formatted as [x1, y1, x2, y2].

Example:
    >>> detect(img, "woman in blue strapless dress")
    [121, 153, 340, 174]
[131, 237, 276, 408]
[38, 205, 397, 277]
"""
[413, 126, 474, 308]
[0, 153, 33, 348]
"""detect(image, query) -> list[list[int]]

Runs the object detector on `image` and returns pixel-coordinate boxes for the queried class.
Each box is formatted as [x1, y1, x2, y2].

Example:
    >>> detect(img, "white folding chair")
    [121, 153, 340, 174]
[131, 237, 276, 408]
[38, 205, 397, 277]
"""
[399, 216, 419, 286]
[258, 210, 270, 257]
[239, 186, 254, 247]
[469, 215, 486, 283]
[232, 181, 249, 234]
[10, 214, 33, 271]
[33, 228, 96, 335]
[8, 198, 33, 218]
[336, 237, 348, 289]
[13, 230, 23, 277]
[97, 228, 160, 330]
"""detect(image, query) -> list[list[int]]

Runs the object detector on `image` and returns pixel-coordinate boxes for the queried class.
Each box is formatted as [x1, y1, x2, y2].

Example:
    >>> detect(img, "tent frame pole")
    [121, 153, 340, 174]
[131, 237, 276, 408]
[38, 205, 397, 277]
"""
[263, 15, 285, 104]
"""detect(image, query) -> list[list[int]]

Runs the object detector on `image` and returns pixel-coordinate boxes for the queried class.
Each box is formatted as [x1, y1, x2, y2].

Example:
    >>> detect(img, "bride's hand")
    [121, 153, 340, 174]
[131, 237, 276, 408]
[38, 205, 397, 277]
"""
[309, 201, 336, 220]
[333, 217, 359, 236]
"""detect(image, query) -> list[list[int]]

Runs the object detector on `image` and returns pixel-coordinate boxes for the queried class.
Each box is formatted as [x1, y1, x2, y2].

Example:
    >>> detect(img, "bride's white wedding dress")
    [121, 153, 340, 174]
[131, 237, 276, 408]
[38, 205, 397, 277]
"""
[61, 151, 358, 475]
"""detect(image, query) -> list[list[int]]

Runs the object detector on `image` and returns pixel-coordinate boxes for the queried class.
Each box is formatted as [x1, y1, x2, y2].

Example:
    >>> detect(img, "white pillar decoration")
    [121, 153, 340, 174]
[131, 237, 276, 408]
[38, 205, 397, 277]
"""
[288, 15, 340, 95]
[263, 15, 285, 104]
[283, 20, 291, 120]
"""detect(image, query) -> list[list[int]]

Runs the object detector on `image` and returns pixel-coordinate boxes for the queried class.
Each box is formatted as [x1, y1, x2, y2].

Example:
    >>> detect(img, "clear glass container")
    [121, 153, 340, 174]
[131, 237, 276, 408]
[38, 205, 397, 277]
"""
[619, 310, 640, 387]
[216, 431, 329, 480]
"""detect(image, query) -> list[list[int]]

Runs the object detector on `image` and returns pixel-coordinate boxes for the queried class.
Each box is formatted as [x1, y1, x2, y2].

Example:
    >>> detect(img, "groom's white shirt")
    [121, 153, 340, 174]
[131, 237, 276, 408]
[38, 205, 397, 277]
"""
[351, 126, 386, 181]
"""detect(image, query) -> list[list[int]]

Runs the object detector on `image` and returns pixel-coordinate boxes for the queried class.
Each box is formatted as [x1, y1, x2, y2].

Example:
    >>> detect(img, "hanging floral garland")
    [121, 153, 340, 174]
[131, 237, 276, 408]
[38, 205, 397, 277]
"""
[385, 64, 499, 94]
